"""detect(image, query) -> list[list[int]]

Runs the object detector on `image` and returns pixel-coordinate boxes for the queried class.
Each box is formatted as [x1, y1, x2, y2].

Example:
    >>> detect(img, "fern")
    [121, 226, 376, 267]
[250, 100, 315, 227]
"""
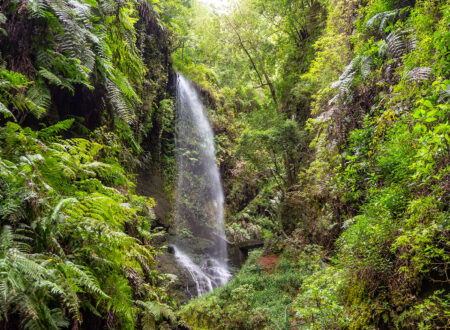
[136, 300, 176, 326]
[111, 70, 141, 103]
[80, 161, 128, 186]
[0, 107, 163, 327]
[37, 119, 75, 142]
[365, 9, 401, 35]
[0, 226, 48, 324]
[28, 0, 144, 127]
[98, 0, 116, 16]
[59, 261, 109, 299]
[0, 176, 31, 223]
[105, 78, 136, 124]
[0, 68, 45, 119]
[38, 68, 75, 94]
[404, 67, 433, 83]
[0, 101, 15, 120]
[0, 69, 29, 88]
[0, 11, 6, 24]
[329, 55, 374, 104]
[33, 0, 97, 71]
[386, 29, 415, 59]
[20, 301, 69, 330]
[26, 79, 51, 113]
[103, 274, 135, 327]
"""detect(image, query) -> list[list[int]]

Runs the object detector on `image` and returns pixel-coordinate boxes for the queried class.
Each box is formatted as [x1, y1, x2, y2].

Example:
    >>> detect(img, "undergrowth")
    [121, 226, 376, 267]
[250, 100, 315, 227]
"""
[179, 246, 323, 329]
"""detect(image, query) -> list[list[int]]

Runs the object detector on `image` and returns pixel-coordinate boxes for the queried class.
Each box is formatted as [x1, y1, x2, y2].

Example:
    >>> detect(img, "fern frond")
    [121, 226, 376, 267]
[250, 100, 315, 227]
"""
[39, 280, 65, 296]
[60, 261, 109, 299]
[405, 67, 433, 83]
[49, 198, 77, 222]
[0, 12, 6, 25]
[329, 54, 375, 104]
[0, 69, 29, 88]
[105, 79, 135, 124]
[37, 119, 75, 142]
[35, 50, 53, 69]
[38, 68, 75, 94]
[0, 102, 15, 120]
[0, 225, 15, 251]
[18, 294, 69, 330]
[38, 0, 97, 71]
[136, 300, 176, 324]
[386, 30, 415, 59]
[330, 59, 357, 104]
[111, 71, 141, 104]
[80, 161, 128, 185]
[366, 9, 401, 35]
[129, 244, 156, 275]
[11, 252, 47, 280]
[360, 55, 373, 80]
[26, 79, 51, 114]
[14, 293, 39, 323]
[98, 0, 116, 15]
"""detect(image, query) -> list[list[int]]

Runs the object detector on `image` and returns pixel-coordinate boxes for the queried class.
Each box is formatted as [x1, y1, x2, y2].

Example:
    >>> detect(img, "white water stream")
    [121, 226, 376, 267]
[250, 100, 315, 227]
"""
[173, 74, 231, 297]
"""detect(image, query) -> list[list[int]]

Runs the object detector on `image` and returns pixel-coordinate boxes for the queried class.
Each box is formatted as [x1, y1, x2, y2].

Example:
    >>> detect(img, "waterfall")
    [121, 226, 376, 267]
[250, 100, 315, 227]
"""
[173, 74, 231, 297]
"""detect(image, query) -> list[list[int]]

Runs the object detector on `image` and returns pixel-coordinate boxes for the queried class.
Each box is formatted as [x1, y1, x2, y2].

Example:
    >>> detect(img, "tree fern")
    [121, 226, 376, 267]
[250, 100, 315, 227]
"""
[31, 0, 97, 72]
[18, 0, 149, 129]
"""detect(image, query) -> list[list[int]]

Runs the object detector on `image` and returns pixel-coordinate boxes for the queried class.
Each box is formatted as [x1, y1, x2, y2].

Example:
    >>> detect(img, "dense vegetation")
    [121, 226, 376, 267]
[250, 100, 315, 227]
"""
[0, 0, 184, 328]
[0, 0, 448, 329]
[174, 0, 449, 328]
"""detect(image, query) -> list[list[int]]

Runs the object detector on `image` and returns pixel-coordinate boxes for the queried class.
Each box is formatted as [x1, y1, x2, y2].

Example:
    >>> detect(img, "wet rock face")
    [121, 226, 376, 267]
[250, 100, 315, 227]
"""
[137, 168, 173, 229]
[156, 250, 198, 302]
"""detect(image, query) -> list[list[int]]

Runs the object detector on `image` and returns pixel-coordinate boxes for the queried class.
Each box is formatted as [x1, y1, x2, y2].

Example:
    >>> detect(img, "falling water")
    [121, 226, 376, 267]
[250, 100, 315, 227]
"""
[173, 74, 231, 297]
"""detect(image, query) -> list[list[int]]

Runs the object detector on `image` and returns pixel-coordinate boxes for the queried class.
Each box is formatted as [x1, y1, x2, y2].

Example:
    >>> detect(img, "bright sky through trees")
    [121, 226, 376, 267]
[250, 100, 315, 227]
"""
[198, 0, 231, 10]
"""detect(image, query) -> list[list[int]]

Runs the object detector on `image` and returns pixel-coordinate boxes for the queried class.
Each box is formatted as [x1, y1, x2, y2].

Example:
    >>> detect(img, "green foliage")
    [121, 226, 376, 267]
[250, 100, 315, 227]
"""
[294, 266, 350, 329]
[0, 68, 45, 120]
[180, 248, 322, 329]
[1, 0, 448, 328]
[0, 121, 177, 328]
[1, 0, 182, 130]
[317, 1, 449, 327]
[175, 0, 449, 328]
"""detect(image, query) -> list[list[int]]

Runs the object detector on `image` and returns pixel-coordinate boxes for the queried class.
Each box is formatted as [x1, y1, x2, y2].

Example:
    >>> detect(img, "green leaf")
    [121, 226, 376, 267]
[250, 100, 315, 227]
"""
[0, 101, 16, 120]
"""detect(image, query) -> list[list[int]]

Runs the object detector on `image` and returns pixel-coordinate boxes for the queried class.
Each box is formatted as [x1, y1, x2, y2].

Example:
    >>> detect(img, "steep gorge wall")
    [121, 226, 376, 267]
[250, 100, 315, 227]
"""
[1, 0, 178, 224]
[0, 1, 183, 328]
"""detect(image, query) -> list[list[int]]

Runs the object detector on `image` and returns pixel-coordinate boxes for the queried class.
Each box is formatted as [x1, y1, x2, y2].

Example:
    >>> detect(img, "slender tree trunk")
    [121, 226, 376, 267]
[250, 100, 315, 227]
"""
[261, 67, 277, 105]
[181, 41, 184, 62]
[225, 16, 278, 105]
